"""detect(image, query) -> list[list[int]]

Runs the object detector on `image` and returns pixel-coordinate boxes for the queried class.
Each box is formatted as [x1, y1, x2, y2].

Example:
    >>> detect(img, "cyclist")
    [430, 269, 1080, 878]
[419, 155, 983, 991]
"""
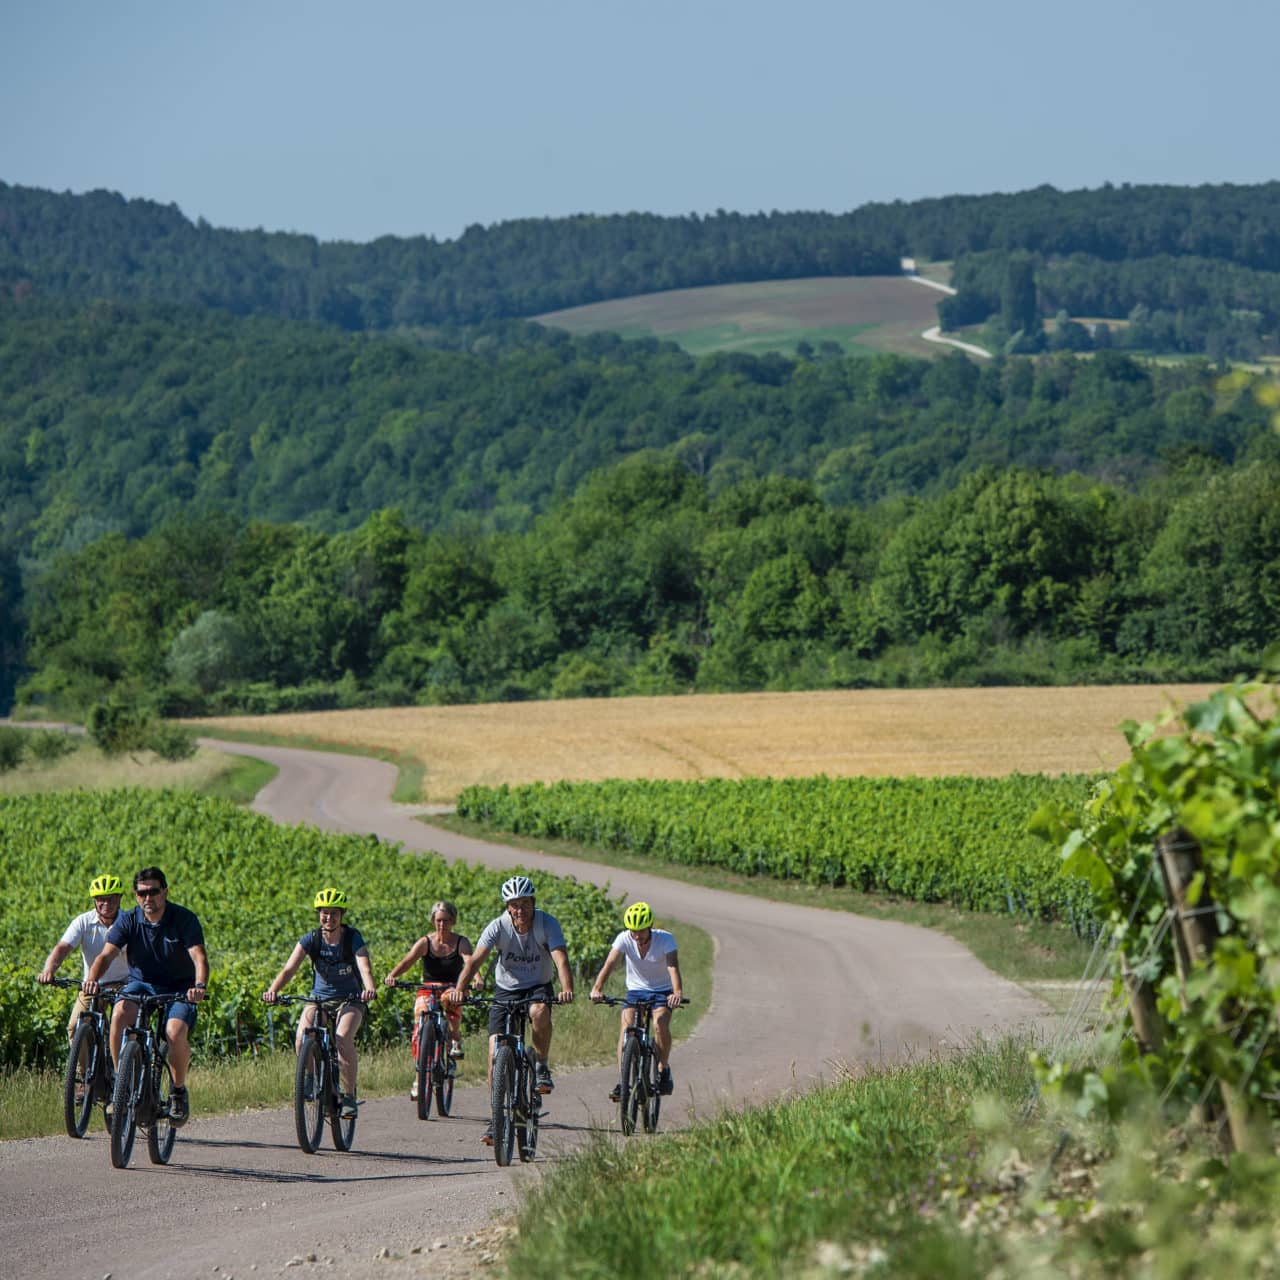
[83, 866, 208, 1126]
[262, 887, 376, 1122]
[38, 873, 131, 1043]
[589, 901, 683, 1101]
[383, 899, 482, 1100]
[446, 875, 574, 1146]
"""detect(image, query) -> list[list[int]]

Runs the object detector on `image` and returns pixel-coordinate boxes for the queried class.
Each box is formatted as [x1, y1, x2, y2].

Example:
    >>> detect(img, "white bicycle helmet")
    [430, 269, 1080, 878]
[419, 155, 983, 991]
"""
[501, 874, 536, 901]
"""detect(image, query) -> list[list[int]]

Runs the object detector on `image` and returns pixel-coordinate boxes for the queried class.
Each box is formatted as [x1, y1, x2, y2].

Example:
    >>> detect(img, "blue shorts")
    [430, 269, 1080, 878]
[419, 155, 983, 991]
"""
[119, 980, 198, 1030]
[625, 987, 674, 1008]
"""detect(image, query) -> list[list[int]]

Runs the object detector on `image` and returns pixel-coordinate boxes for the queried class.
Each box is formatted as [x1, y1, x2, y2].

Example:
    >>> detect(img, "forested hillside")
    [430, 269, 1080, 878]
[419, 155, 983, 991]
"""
[15, 449, 1280, 716]
[2, 295, 1271, 563]
[5, 180, 1280, 355]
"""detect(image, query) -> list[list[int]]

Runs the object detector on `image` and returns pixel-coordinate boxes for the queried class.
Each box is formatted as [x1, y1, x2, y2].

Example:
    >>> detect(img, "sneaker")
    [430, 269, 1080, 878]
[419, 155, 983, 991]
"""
[340, 1094, 358, 1121]
[449, 1040, 465, 1060]
[658, 1068, 674, 1096]
[481, 1121, 494, 1146]
[169, 1086, 189, 1126]
[608, 1082, 622, 1103]
[535, 1063, 554, 1095]
[409, 1077, 419, 1101]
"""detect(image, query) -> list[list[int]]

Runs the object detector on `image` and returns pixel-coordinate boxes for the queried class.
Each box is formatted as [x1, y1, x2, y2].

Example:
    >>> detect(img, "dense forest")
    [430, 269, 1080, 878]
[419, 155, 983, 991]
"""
[3, 177, 1279, 711]
[15, 451, 1280, 716]
[4, 180, 1280, 355]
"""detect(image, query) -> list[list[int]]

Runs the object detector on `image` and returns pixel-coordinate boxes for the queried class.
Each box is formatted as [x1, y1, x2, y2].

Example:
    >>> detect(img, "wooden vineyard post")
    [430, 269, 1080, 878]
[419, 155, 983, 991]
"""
[1121, 953, 1164, 1055]
[1155, 828, 1265, 1155]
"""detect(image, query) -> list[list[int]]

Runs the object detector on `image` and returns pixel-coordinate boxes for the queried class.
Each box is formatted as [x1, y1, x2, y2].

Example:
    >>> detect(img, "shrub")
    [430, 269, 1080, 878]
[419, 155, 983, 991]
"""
[26, 729, 79, 764]
[0, 727, 25, 773]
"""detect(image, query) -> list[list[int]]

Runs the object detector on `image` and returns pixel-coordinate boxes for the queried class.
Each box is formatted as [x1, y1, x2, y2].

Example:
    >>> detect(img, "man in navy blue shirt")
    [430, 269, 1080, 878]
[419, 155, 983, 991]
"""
[85, 866, 208, 1125]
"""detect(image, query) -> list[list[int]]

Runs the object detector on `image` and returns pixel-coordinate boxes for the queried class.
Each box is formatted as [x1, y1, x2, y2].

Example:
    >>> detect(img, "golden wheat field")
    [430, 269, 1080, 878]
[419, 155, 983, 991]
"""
[197, 684, 1229, 803]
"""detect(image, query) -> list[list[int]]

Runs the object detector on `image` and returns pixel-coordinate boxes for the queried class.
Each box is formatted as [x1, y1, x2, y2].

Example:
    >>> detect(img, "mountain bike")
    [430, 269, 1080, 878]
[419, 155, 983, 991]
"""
[472, 994, 552, 1167]
[109, 991, 185, 1168]
[389, 980, 458, 1119]
[273, 995, 359, 1154]
[598, 995, 686, 1135]
[41, 976, 123, 1138]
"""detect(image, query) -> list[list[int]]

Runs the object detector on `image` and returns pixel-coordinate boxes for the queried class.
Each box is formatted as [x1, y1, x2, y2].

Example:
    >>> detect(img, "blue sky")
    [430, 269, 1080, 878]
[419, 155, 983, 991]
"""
[3, 0, 1275, 244]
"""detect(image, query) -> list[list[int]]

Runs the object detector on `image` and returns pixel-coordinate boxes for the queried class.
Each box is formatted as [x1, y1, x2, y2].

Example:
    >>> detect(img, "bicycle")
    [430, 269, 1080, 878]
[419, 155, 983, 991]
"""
[109, 991, 186, 1168]
[471, 994, 550, 1167]
[273, 995, 359, 1154]
[41, 976, 123, 1138]
[388, 980, 458, 1120]
[598, 995, 687, 1135]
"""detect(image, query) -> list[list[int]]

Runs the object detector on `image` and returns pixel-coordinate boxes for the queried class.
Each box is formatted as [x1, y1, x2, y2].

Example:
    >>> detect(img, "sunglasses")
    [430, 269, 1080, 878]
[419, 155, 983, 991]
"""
[135, 886, 164, 897]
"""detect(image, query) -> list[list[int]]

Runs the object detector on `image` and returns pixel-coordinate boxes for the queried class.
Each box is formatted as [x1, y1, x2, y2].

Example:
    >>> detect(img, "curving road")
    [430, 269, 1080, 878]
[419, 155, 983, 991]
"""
[1, 741, 1048, 1279]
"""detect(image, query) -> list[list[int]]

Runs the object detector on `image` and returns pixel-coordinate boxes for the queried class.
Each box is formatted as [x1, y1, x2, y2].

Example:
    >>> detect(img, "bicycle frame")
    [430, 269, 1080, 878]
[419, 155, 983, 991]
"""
[110, 991, 183, 1169]
[474, 995, 545, 1166]
[44, 977, 122, 1138]
[274, 995, 358, 1153]
[389, 980, 458, 1120]
[599, 995, 685, 1136]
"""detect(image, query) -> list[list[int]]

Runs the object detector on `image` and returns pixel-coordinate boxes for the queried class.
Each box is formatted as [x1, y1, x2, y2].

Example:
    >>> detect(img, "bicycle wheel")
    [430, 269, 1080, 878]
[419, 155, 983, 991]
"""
[516, 1054, 539, 1163]
[146, 1055, 177, 1164]
[642, 1044, 662, 1134]
[619, 1037, 643, 1137]
[329, 1051, 356, 1152]
[435, 1021, 455, 1118]
[491, 1044, 516, 1167]
[416, 1016, 436, 1120]
[109, 1040, 143, 1168]
[294, 1036, 325, 1154]
[64, 1020, 97, 1138]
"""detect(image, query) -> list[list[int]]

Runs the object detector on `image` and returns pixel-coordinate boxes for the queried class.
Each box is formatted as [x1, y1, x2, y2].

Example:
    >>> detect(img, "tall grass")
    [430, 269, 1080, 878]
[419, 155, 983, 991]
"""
[506, 1036, 1036, 1278]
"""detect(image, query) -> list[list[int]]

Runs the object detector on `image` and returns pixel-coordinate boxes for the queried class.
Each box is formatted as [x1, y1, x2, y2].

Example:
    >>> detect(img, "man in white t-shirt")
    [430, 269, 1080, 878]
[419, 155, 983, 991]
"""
[589, 900, 684, 1102]
[38, 873, 131, 1039]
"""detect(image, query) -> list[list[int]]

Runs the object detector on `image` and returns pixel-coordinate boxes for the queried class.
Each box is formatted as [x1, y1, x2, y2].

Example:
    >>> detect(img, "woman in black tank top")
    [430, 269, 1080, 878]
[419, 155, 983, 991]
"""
[383, 900, 481, 1094]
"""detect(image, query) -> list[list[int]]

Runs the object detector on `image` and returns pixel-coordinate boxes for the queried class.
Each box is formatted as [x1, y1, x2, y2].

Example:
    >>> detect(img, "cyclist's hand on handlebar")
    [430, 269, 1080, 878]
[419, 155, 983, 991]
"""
[382, 974, 398, 987]
[443, 987, 464, 1005]
[82, 978, 99, 996]
[555, 990, 575, 1005]
[667, 993, 684, 1009]
[189, 985, 207, 1003]
[262, 989, 278, 1005]
[37, 969, 55, 985]
[589, 988, 604, 1003]
[360, 987, 376, 1003]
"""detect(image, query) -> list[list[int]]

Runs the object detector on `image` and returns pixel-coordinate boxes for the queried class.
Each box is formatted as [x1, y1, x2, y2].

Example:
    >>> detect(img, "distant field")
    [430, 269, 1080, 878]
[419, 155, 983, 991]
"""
[197, 684, 1224, 803]
[535, 276, 948, 359]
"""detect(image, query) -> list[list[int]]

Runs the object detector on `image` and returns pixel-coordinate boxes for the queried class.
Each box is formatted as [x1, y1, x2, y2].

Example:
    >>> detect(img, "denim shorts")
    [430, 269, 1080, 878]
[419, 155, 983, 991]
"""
[625, 987, 674, 1008]
[119, 980, 198, 1029]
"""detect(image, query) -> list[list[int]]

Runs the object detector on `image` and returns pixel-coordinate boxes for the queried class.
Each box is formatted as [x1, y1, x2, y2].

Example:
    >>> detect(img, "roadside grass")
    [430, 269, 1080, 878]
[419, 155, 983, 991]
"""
[0, 920, 711, 1141]
[0, 739, 275, 798]
[505, 1033, 1280, 1278]
[506, 1034, 1036, 1278]
[428, 814, 1095, 988]
[191, 726, 424, 804]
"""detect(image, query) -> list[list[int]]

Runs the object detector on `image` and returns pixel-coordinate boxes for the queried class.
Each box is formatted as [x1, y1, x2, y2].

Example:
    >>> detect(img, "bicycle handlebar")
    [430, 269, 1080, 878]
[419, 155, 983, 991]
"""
[595, 995, 689, 1008]
[38, 977, 125, 993]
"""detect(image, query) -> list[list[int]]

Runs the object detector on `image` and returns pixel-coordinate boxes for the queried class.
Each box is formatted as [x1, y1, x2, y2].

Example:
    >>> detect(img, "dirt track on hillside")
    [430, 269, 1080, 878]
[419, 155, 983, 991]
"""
[0, 741, 1049, 1279]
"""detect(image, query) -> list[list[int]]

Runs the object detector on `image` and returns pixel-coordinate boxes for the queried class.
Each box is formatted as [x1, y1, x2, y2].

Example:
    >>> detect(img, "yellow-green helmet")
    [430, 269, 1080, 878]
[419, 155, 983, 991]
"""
[313, 887, 348, 910]
[623, 901, 654, 930]
[89, 874, 124, 897]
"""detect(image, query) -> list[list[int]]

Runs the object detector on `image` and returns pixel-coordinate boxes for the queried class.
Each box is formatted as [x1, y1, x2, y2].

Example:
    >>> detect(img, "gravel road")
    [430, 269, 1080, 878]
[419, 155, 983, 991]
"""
[0, 740, 1049, 1279]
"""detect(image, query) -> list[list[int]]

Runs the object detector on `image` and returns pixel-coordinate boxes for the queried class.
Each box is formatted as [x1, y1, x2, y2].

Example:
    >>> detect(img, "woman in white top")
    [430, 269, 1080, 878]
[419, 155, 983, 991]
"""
[589, 901, 684, 1101]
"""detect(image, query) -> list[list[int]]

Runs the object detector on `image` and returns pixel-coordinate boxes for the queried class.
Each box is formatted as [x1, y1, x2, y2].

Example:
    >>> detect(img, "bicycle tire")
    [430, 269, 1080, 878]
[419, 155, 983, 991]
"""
[491, 1044, 516, 1167]
[146, 1055, 177, 1164]
[294, 1036, 325, 1154]
[64, 1020, 96, 1138]
[516, 1053, 539, 1162]
[109, 1040, 143, 1169]
[642, 1042, 662, 1134]
[330, 1085, 356, 1151]
[417, 1016, 436, 1120]
[619, 1036, 643, 1137]
[435, 1020, 455, 1118]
